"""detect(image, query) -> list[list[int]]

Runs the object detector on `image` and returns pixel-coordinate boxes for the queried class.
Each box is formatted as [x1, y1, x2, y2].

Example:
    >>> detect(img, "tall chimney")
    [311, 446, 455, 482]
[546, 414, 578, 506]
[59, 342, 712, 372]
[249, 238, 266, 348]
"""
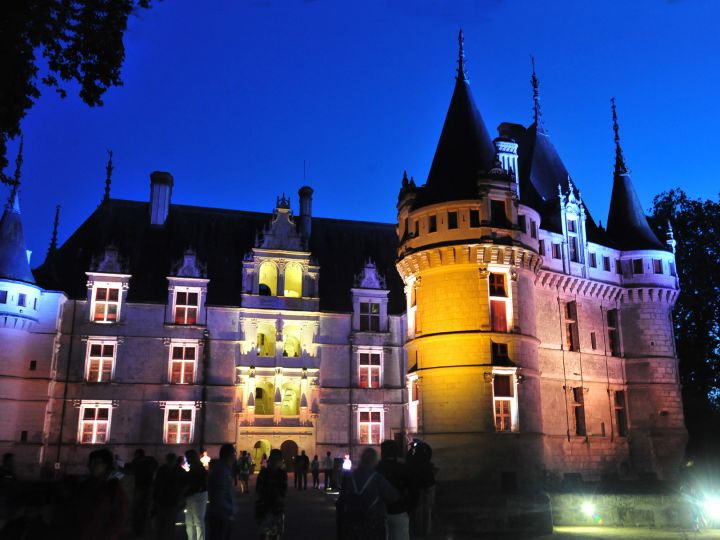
[150, 171, 173, 226]
[298, 186, 313, 239]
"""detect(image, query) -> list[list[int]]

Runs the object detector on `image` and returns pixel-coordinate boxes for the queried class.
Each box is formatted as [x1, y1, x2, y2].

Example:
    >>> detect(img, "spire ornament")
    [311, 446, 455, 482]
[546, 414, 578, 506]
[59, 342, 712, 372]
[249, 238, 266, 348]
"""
[611, 97, 628, 175]
[103, 149, 114, 202]
[456, 29, 467, 81]
[7, 136, 23, 210]
[47, 205, 60, 259]
[531, 56, 545, 132]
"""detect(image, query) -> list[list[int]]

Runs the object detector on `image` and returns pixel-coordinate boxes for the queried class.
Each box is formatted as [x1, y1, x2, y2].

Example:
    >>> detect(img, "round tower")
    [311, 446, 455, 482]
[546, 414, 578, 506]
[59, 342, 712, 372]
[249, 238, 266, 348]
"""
[397, 32, 544, 488]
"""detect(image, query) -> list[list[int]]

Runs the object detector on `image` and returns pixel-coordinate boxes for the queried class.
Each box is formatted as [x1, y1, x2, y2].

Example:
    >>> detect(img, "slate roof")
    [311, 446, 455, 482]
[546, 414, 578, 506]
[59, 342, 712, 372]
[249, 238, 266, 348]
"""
[33, 200, 406, 314]
[0, 194, 35, 284]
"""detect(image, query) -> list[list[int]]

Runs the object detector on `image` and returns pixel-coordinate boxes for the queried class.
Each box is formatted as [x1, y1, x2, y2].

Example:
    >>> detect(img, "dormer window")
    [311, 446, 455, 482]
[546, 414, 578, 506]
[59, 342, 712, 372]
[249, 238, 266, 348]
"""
[360, 302, 380, 332]
[174, 289, 199, 324]
[567, 219, 577, 233]
[259, 262, 278, 296]
[92, 286, 121, 322]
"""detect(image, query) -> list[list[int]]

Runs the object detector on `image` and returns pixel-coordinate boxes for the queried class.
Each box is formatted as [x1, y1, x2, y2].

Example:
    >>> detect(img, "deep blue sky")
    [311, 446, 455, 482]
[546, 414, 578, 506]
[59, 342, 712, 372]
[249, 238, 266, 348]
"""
[5, 0, 720, 263]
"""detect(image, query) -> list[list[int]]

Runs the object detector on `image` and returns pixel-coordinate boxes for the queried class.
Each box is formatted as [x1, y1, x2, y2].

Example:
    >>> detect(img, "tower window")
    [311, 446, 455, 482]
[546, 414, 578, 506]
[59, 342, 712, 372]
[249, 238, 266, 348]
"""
[490, 200, 509, 227]
[669, 262, 676, 277]
[17, 293, 27, 307]
[469, 209, 481, 228]
[489, 274, 509, 333]
[632, 259, 643, 274]
[607, 309, 620, 356]
[589, 253, 597, 268]
[489, 273, 507, 297]
[552, 243, 561, 260]
[360, 302, 380, 332]
[603, 256, 611, 272]
[174, 290, 199, 325]
[530, 220, 538, 239]
[0, 290, 6, 303]
[564, 301, 579, 352]
[572, 387, 586, 436]
[539, 240, 546, 256]
[428, 215, 437, 233]
[614, 390, 628, 437]
[414, 220, 419, 236]
[447, 211, 458, 230]
[359, 352, 382, 388]
[492, 371, 516, 432]
[615, 259, 622, 275]
[653, 259, 663, 274]
[518, 215, 527, 233]
[491, 342, 510, 364]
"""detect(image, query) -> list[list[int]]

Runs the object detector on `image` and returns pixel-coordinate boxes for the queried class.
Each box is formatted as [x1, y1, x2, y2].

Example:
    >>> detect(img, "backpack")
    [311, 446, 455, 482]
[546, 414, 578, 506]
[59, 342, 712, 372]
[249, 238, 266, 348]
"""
[342, 472, 379, 521]
[239, 456, 250, 473]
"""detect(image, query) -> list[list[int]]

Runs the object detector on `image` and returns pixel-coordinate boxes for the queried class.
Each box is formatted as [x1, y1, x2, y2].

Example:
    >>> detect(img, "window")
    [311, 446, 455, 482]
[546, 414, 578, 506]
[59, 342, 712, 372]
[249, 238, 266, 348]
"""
[447, 211, 458, 230]
[469, 209, 481, 228]
[284, 263, 303, 297]
[615, 259, 622, 275]
[569, 237, 580, 263]
[491, 342, 510, 364]
[403, 218, 409, 237]
[174, 290, 199, 324]
[0, 290, 6, 303]
[79, 402, 112, 444]
[33, 298, 37, 310]
[572, 387, 586, 436]
[603, 256, 611, 272]
[607, 309, 620, 356]
[489, 273, 509, 332]
[564, 301, 579, 352]
[614, 390, 628, 437]
[518, 215, 527, 234]
[632, 259, 643, 274]
[669, 262, 676, 277]
[414, 220, 419, 236]
[170, 344, 196, 384]
[360, 302, 380, 332]
[493, 374, 513, 432]
[257, 327, 276, 357]
[92, 286, 120, 322]
[411, 379, 419, 402]
[20, 431, 27, 442]
[491, 200, 509, 227]
[86, 341, 116, 383]
[589, 253, 597, 268]
[567, 219, 577, 233]
[17, 293, 26, 307]
[653, 259, 663, 274]
[538, 240, 546, 256]
[359, 352, 381, 388]
[29, 360, 36, 371]
[428, 215, 437, 233]
[590, 331, 597, 350]
[258, 262, 278, 296]
[165, 404, 195, 444]
[358, 409, 382, 444]
[552, 243, 561, 259]
[530, 221, 538, 239]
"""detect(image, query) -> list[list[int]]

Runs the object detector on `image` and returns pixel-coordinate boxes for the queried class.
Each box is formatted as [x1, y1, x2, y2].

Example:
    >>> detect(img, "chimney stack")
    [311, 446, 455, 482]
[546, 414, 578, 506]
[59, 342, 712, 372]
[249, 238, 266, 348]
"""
[298, 186, 313, 239]
[150, 171, 173, 226]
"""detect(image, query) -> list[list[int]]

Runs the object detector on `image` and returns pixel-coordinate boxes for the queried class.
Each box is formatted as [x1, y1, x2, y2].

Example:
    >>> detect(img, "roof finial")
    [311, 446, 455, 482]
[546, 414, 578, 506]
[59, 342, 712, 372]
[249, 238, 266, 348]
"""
[47, 204, 61, 259]
[611, 97, 628, 175]
[103, 149, 114, 202]
[456, 29, 467, 81]
[7, 136, 23, 211]
[531, 56, 545, 132]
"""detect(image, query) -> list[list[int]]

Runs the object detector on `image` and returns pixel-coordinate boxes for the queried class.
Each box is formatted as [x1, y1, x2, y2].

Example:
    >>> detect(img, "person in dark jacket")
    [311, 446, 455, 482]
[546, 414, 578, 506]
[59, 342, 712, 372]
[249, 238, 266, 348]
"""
[297, 450, 309, 490]
[153, 453, 182, 540]
[183, 449, 208, 540]
[256, 448, 287, 539]
[78, 448, 128, 540]
[207, 444, 237, 540]
[376, 440, 418, 540]
[131, 448, 158, 535]
[310, 455, 320, 489]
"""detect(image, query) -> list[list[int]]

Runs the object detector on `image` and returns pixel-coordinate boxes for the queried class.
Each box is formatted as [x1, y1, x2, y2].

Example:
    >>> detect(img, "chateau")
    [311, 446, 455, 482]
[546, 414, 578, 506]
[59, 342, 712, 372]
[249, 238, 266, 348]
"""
[0, 33, 686, 488]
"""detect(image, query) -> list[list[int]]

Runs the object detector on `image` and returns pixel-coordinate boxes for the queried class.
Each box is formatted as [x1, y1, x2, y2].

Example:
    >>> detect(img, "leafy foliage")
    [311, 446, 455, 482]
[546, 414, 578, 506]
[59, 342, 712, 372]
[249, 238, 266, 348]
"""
[0, 0, 151, 181]
[650, 189, 720, 455]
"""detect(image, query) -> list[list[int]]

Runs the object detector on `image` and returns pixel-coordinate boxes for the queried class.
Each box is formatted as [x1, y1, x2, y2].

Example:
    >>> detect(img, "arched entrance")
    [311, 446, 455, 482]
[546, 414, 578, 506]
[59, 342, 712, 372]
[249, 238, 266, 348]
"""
[280, 440, 298, 469]
[252, 439, 272, 466]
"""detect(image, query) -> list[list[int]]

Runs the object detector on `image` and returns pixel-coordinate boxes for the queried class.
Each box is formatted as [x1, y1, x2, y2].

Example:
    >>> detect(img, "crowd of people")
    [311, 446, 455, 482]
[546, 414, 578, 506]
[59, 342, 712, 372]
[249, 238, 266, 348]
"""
[0, 438, 435, 540]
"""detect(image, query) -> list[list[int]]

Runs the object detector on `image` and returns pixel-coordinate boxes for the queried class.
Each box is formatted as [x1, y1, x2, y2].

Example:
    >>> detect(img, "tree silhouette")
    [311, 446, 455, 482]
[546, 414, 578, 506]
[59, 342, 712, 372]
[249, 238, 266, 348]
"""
[0, 0, 152, 180]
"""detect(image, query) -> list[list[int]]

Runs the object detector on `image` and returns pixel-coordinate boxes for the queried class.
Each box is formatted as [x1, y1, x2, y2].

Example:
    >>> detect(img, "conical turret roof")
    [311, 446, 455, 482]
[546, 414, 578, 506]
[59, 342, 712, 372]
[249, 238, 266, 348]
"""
[0, 191, 35, 283]
[420, 31, 496, 206]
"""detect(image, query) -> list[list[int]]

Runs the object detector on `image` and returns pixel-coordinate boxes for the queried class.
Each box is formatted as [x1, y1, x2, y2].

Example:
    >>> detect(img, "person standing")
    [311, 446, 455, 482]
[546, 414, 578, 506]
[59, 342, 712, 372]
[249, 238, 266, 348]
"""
[336, 447, 398, 540]
[153, 453, 182, 540]
[255, 449, 288, 540]
[78, 448, 128, 540]
[376, 441, 418, 540]
[310, 455, 320, 489]
[298, 450, 309, 490]
[207, 444, 237, 540]
[322, 451, 333, 490]
[183, 449, 208, 540]
[237, 450, 252, 494]
[293, 454, 301, 490]
[131, 448, 158, 536]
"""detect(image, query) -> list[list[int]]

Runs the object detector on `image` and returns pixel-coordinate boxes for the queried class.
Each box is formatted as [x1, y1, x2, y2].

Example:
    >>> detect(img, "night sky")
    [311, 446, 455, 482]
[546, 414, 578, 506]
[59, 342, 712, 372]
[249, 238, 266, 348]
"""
[4, 0, 719, 264]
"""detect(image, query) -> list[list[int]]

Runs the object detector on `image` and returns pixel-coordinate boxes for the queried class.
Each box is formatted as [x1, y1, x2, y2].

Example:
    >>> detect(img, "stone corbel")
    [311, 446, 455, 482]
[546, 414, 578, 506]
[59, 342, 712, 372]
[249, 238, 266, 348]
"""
[483, 373, 494, 383]
[479, 264, 489, 279]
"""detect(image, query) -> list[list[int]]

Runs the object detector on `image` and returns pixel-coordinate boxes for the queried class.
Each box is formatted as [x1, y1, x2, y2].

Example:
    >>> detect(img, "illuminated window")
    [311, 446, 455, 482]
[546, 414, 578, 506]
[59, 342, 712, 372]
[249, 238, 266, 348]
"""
[603, 256, 611, 272]
[280, 382, 300, 416]
[411, 379, 419, 402]
[360, 302, 380, 332]
[358, 409, 382, 444]
[564, 301, 579, 351]
[614, 390, 628, 437]
[79, 402, 112, 444]
[258, 262, 278, 296]
[469, 209, 481, 228]
[653, 259, 663, 274]
[359, 352, 381, 388]
[428, 215, 437, 233]
[170, 344, 196, 384]
[257, 326, 276, 357]
[0, 290, 6, 303]
[86, 341, 116, 383]
[92, 286, 121, 322]
[282, 334, 301, 357]
[447, 211, 458, 230]
[17, 293, 26, 307]
[607, 309, 620, 356]
[174, 289, 199, 324]
[493, 374, 513, 432]
[632, 259, 643, 274]
[572, 387, 586, 436]
[489, 274, 509, 333]
[284, 263, 303, 297]
[164, 403, 195, 444]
